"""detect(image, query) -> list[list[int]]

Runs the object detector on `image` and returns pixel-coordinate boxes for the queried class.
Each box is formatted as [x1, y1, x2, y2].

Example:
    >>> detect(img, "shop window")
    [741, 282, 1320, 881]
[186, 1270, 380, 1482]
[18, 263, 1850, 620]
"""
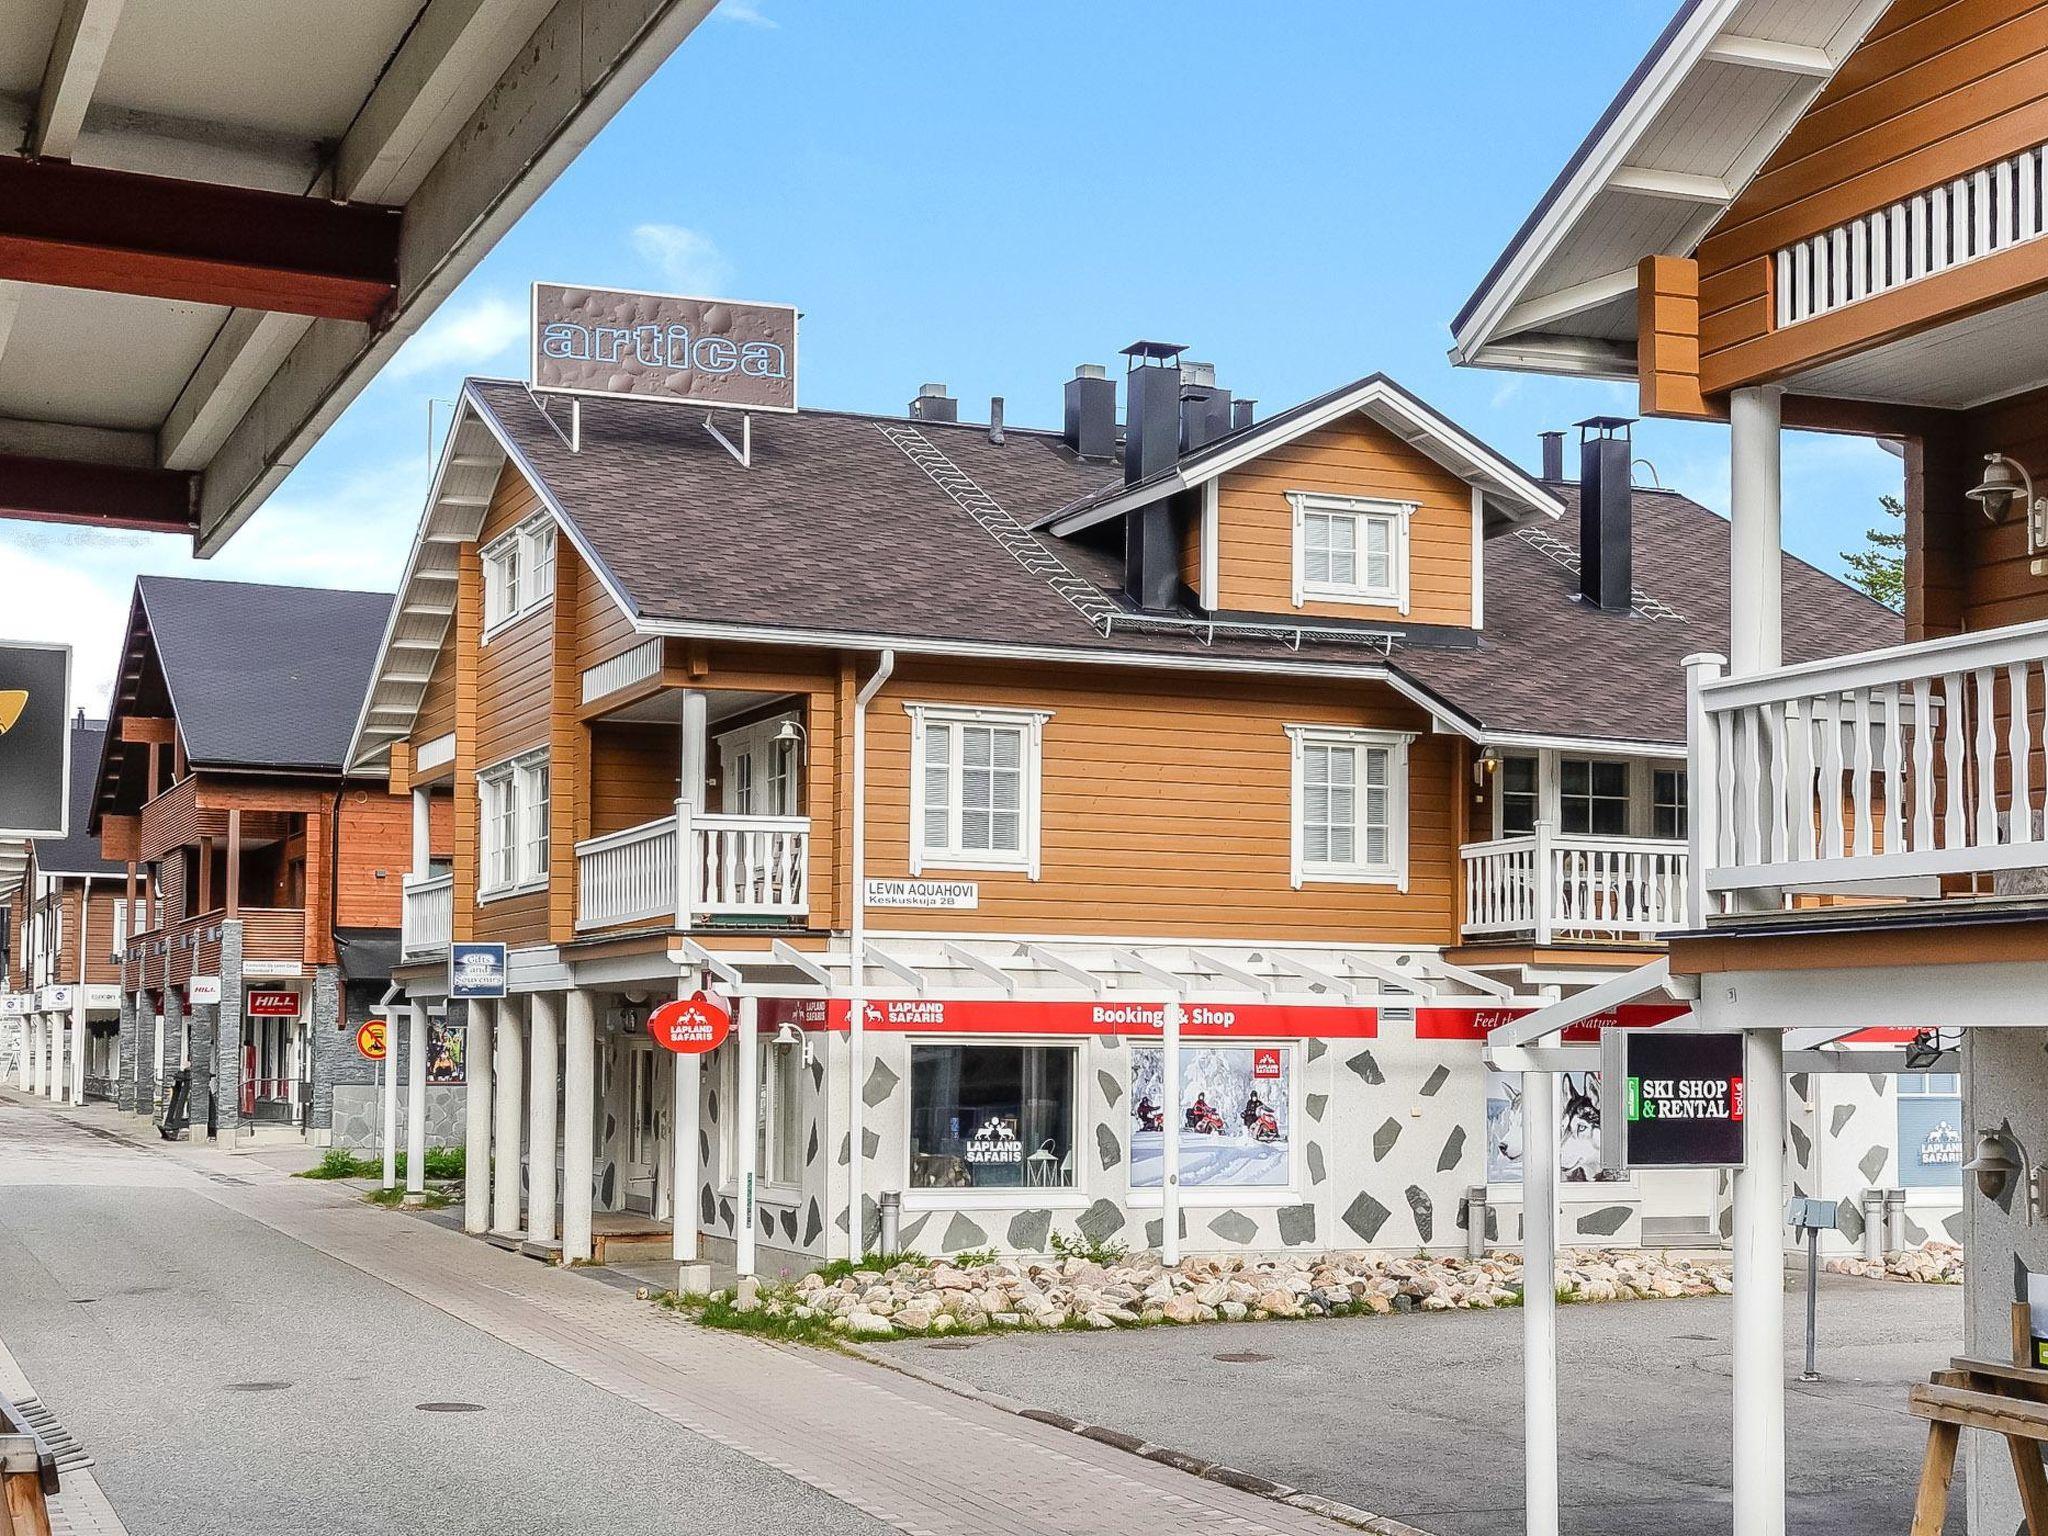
[907, 705, 1048, 877]
[1130, 1044, 1292, 1190]
[481, 514, 558, 633]
[1286, 726, 1411, 887]
[1558, 758, 1629, 836]
[1485, 1068, 1623, 1184]
[1499, 755, 1539, 835]
[478, 749, 550, 896]
[1289, 492, 1412, 612]
[1652, 766, 1688, 840]
[909, 1043, 1075, 1190]
[762, 1037, 804, 1187]
[1897, 1073, 1963, 1188]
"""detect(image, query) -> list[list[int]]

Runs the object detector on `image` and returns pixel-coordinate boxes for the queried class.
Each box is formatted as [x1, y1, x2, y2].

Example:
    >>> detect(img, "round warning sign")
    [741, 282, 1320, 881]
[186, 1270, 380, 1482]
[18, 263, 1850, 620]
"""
[356, 1019, 388, 1061]
[648, 992, 731, 1054]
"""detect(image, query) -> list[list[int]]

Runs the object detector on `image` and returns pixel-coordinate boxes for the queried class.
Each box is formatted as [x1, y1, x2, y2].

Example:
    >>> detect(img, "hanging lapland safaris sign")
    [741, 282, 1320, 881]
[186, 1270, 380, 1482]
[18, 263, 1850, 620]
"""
[1601, 1029, 1746, 1170]
[531, 283, 797, 413]
[648, 992, 731, 1054]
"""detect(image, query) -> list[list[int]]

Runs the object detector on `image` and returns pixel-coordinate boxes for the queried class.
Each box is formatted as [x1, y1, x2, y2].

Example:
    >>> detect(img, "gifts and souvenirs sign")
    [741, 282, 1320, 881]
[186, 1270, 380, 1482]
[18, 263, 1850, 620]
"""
[648, 992, 731, 1054]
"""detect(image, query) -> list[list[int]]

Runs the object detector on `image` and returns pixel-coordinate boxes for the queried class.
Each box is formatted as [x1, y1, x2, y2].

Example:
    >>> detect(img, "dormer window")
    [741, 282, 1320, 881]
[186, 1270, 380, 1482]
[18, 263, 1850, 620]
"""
[482, 514, 557, 635]
[1288, 492, 1413, 614]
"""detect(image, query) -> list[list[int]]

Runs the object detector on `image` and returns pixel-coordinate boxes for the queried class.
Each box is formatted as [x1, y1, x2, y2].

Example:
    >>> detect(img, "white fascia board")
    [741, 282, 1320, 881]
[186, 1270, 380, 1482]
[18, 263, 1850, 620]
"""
[1702, 33, 1835, 75]
[1452, 335, 1642, 380]
[1480, 729, 1685, 758]
[1042, 473, 1190, 537]
[1607, 166, 1734, 204]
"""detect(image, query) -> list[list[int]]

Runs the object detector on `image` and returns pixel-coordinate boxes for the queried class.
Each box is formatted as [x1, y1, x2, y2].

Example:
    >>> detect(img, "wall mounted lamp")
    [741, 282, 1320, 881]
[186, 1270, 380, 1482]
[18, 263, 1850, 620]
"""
[1963, 1127, 2048, 1222]
[1966, 453, 2048, 573]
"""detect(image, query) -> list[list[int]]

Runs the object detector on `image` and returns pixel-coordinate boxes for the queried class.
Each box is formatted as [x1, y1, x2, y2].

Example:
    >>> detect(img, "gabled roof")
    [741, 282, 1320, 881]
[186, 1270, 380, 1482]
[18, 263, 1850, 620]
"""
[1450, 0, 1890, 376]
[36, 719, 122, 879]
[105, 578, 393, 801]
[1038, 373, 1563, 535]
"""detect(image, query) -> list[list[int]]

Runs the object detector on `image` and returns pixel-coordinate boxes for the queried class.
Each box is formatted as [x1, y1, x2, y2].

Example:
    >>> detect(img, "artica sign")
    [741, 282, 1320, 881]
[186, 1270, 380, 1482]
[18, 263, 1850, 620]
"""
[1602, 1029, 1746, 1170]
[530, 283, 798, 413]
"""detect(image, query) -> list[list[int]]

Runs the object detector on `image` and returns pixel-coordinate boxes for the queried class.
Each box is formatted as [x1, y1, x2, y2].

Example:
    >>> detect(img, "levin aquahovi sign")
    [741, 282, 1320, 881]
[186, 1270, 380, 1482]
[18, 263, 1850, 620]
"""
[530, 283, 797, 413]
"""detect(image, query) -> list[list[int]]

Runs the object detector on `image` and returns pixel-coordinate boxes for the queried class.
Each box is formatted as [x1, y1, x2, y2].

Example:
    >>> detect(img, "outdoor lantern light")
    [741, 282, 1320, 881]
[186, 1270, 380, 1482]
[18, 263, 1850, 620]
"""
[1963, 1128, 2042, 1220]
[1967, 453, 2033, 522]
[771, 1021, 802, 1049]
[1472, 745, 1501, 787]
[774, 718, 809, 764]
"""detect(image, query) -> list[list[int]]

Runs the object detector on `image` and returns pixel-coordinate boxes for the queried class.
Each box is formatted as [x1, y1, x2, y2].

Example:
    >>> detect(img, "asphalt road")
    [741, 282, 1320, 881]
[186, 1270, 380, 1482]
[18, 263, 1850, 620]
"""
[872, 1270, 1965, 1536]
[0, 1102, 886, 1536]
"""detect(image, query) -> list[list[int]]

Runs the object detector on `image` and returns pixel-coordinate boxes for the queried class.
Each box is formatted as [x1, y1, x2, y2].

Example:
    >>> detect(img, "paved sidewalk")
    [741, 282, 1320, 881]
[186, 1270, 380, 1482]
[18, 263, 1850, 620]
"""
[8, 1093, 1353, 1535]
[0, 1331, 129, 1536]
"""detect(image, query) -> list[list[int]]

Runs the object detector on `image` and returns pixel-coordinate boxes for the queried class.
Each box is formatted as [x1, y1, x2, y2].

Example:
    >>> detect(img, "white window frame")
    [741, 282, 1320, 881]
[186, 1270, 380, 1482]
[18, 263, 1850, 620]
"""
[477, 748, 551, 900]
[481, 513, 558, 638]
[1285, 725, 1412, 889]
[1127, 1037, 1302, 1208]
[714, 1033, 808, 1196]
[905, 704, 1049, 879]
[1288, 491, 1413, 614]
[899, 1034, 1089, 1211]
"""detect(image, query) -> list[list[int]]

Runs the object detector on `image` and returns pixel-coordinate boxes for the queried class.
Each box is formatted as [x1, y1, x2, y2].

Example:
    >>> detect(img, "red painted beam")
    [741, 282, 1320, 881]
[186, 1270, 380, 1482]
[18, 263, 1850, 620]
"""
[0, 453, 197, 535]
[0, 157, 399, 323]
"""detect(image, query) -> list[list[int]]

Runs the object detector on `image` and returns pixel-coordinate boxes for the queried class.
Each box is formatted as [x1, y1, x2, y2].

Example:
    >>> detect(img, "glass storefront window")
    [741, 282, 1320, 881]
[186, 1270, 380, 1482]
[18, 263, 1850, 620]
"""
[1130, 1044, 1291, 1189]
[909, 1044, 1075, 1190]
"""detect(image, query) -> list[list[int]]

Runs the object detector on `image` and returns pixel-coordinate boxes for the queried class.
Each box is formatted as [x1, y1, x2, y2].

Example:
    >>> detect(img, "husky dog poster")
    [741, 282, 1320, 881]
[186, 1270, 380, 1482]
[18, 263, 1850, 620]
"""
[1130, 1044, 1290, 1188]
[1485, 1069, 1622, 1183]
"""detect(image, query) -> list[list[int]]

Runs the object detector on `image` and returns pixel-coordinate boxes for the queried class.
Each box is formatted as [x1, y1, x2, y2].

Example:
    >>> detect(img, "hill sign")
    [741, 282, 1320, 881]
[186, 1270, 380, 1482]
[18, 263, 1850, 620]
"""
[648, 992, 731, 1054]
[1603, 1029, 1745, 1170]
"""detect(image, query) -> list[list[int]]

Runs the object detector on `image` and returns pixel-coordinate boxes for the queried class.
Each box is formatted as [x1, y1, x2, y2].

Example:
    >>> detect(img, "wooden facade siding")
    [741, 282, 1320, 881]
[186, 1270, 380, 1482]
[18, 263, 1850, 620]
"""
[589, 724, 679, 838]
[1687, 0, 2048, 393]
[414, 641, 456, 745]
[451, 537, 483, 944]
[1209, 413, 1476, 627]
[474, 468, 555, 770]
[335, 789, 408, 929]
[575, 557, 643, 670]
[549, 552, 582, 941]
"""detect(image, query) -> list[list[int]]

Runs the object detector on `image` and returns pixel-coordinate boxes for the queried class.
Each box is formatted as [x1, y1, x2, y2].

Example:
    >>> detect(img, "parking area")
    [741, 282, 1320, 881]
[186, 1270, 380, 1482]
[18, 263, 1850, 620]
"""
[866, 1272, 1964, 1536]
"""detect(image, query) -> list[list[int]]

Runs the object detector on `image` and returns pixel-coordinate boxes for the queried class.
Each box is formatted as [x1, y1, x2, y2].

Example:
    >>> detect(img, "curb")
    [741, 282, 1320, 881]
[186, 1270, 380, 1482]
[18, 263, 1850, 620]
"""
[845, 1341, 1435, 1536]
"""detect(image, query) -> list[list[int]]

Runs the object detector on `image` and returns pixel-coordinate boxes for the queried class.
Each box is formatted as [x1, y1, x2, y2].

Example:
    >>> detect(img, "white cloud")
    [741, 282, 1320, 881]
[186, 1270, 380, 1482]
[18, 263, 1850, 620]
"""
[386, 293, 527, 380]
[630, 223, 733, 294]
[715, 1, 778, 27]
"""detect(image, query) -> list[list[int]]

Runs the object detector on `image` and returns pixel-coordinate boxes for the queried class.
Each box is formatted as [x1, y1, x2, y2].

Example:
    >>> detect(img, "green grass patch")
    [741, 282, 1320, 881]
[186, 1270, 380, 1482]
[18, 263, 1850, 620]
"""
[363, 1187, 454, 1210]
[811, 1250, 927, 1284]
[656, 1289, 844, 1347]
[297, 1147, 465, 1182]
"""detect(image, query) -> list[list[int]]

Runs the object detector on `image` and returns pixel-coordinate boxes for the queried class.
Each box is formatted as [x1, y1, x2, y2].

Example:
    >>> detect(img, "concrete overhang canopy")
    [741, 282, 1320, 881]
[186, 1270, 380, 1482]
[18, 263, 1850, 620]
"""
[1449, 0, 1887, 380]
[0, 0, 716, 552]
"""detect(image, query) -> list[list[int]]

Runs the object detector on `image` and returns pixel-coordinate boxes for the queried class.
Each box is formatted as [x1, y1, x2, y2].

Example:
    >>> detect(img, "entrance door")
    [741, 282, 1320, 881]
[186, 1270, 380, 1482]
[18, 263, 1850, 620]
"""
[624, 1039, 660, 1214]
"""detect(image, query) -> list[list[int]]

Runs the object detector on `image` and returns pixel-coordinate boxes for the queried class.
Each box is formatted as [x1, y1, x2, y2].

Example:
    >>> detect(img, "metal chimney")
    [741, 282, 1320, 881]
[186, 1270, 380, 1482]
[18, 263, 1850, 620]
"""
[1576, 417, 1634, 611]
[1540, 430, 1566, 482]
[1063, 365, 1116, 458]
[1178, 360, 1232, 452]
[988, 397, 1005, 446]
[908, 383, 957, 423]
[1121, 340, 1189, 611]
[1231, 399, 1256, 432]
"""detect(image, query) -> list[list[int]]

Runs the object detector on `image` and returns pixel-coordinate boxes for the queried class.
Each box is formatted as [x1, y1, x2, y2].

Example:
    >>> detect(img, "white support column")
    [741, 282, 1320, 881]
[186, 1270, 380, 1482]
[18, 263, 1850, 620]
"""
[380, 1012, 398, 1191]
[737, 994, 758, 1277]
[48, 1011, 63, 1102]
[673, 989, 701, 1262]
[411, 786, 431, 876]
[1732, 1027, 1787, 1536]
[491, 998, 525, 1234]
[526, 991, 559, 1242]
[1729, 385, 1784, 678]
[26, 1017, 39, 1094]
[675, 690, 708, 928]
[563, 990, 595, 1263]
[404, 1001, 429, 1206]
[1521, 1069, 1560, 1536]
[1162, 998, 1183, 1267]
[14, 1017, 28, 1090]
[463, 1000, 494, 1234]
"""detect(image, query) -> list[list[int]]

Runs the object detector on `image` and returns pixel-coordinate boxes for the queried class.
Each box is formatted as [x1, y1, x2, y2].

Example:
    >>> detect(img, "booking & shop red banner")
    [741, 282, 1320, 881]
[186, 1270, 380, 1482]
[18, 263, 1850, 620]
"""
[757, 996, 1378, 1039]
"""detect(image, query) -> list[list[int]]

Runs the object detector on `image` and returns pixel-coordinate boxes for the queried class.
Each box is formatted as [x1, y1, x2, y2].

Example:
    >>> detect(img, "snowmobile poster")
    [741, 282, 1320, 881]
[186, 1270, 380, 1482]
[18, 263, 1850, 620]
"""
[1130, 1044, 1292, 1190]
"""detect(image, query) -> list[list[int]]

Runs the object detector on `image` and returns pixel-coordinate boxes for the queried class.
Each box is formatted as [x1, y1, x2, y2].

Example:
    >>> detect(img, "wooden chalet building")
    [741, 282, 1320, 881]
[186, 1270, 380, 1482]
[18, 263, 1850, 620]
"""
[346, 342, 1891, 1275]
[93, 577, 411, 1142]
[1455, 0, 2048, 1529]
[6, 715, 137, 1105]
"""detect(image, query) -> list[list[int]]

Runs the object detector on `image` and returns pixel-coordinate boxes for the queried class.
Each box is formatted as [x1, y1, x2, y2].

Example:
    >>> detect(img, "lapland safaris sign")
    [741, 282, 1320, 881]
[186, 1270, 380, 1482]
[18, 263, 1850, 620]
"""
[530, 283, 797, 412]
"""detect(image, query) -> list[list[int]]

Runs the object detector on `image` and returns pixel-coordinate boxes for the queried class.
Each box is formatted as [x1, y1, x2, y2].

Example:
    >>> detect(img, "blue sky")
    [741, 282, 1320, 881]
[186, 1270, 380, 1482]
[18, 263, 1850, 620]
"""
[6, 0, 1903, 711]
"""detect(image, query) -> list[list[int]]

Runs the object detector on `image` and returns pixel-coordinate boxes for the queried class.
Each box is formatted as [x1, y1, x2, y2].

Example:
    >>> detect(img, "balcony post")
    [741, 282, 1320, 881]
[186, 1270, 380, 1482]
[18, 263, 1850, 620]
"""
[676, 689, 708, 926]
[1532, 819, 1554, 947]
[411, 786, 431, 878]
[1684, 653, 1726, 926]
[1729, 385, 1784, 676]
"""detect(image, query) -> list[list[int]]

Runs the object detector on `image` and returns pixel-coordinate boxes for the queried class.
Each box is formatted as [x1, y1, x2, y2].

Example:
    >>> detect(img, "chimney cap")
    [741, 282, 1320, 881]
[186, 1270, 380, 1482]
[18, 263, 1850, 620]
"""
[1178, 360, 1217, 388]
[917, 383, 951, 399]
[1120, 339, 1187, 366]
[1073, 363, 1107, 380]
[1574, 415, 1634, 437]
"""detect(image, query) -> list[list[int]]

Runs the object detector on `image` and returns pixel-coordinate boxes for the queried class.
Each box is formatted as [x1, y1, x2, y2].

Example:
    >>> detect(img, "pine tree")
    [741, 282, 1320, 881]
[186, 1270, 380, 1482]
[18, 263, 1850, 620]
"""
[1842, 493, 1905, 611]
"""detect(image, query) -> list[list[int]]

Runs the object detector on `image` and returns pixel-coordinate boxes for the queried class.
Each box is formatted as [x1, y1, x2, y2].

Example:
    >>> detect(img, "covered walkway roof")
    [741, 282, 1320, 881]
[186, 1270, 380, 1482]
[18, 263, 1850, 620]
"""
[0, 0, 715, 551]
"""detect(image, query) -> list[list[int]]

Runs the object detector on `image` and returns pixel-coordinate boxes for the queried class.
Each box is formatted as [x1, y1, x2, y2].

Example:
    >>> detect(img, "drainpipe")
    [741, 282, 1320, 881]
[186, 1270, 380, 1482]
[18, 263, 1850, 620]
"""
[848, 648, 895, 1258]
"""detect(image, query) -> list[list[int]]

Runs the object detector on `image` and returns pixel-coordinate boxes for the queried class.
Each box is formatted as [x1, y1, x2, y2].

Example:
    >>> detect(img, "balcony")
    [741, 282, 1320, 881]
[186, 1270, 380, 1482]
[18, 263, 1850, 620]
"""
[401, 873, 453, 960]
[576, 811, 810, 932]
[126, 906, 306, 986]
[1688, 621, 2048, 906]
[1461, 827, 1689, 944]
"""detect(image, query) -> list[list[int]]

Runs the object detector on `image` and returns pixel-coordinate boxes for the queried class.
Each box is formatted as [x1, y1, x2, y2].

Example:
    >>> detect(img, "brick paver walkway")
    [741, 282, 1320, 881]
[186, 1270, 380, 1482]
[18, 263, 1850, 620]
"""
[9, 1093, 1346, 1536]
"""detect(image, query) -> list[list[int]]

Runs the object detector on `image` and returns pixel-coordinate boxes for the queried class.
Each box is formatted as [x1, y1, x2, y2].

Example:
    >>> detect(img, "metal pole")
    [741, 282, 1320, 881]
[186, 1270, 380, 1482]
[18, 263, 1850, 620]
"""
[673, 973, 700, 1263]
[1162, 997, 1183, 1267]
[849, 650, 894, 1258]
[737, 994, 758, 1276]
[1732, 1027, 1787, 1536]
[1521, 1068, 1560, 1536]
[1801, 1223, 1821, 1382]
[380, 1043, 397, 1190]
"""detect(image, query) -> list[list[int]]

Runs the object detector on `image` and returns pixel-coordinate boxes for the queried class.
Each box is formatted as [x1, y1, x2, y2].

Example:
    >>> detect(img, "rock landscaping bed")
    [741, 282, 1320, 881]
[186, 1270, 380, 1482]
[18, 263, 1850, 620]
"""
[1822, 1241, 1963, 1285]
[661, 1247, 1738, 1343]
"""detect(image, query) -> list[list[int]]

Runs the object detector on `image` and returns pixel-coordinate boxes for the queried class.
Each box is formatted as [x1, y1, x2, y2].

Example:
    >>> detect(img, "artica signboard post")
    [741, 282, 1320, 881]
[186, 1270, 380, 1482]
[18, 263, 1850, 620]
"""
[1601, 1028, 1746, 1171]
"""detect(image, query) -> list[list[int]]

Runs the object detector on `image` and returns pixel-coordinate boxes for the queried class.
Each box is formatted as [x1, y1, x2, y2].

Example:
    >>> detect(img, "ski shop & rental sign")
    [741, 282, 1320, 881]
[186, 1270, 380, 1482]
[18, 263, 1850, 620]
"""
[1601, 1029, 1745, 1170]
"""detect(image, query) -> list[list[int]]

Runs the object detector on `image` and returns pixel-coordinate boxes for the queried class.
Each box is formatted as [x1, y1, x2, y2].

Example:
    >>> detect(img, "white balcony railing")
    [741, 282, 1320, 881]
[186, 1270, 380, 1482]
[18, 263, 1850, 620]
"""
[1462, 826, 1689, 944]
[1688, 621, 2048, 902]
[401, 873, 453, 959]
[576, 809, 810, 931]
